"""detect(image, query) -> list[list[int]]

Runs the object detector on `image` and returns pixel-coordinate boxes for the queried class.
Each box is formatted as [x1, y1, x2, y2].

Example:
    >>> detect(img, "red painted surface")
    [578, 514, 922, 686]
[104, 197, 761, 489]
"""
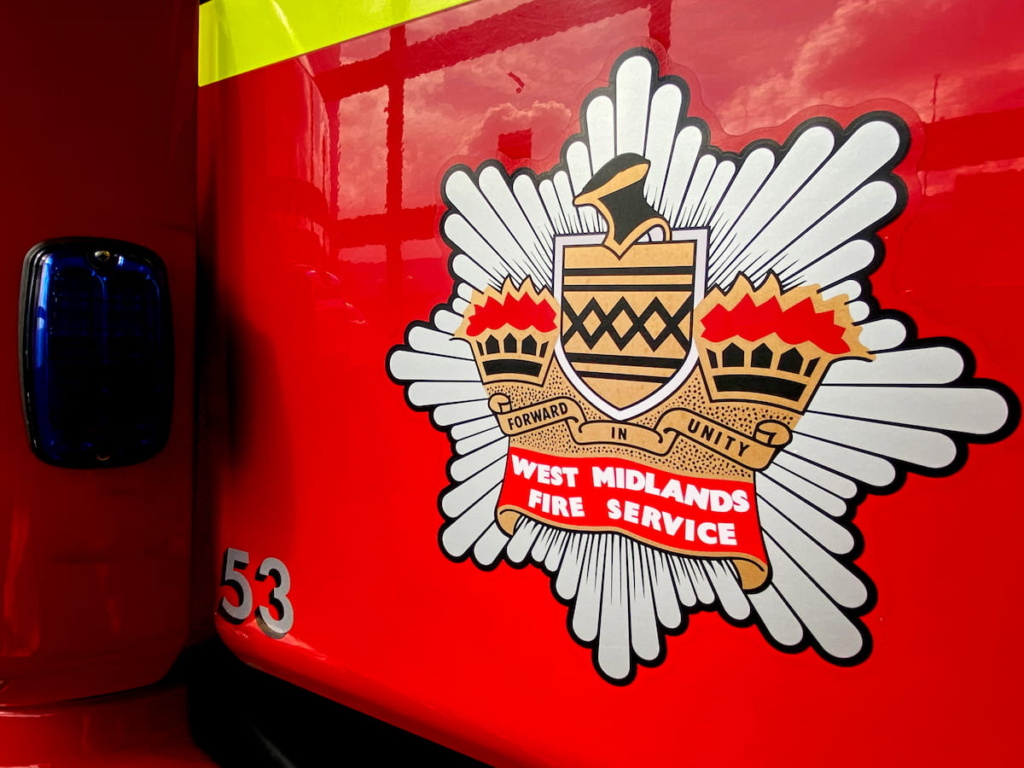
[0, 0, 197, 709]
[199, 1, 1024, 765]
[0, 685, 215, 767]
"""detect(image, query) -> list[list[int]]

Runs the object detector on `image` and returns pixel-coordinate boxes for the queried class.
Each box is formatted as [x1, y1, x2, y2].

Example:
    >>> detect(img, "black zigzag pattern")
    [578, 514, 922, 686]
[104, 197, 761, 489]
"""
[562, 296, 692, 352]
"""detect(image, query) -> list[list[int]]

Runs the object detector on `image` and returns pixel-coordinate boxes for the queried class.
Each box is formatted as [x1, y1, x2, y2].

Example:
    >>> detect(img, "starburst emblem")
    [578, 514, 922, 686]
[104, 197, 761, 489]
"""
[387, 49, 1017, 683]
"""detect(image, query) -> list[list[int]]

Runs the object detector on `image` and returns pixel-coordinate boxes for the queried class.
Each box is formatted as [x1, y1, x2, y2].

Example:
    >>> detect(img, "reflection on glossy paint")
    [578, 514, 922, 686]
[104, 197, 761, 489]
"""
[0, 506, 39, 658]
[686, 0, 1024, 134]
[199, 0, 1024, 764]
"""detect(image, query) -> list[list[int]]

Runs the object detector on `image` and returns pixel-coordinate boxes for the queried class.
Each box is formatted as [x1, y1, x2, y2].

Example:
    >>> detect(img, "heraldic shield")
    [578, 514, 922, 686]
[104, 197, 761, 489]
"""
[555, 154, 707, 420]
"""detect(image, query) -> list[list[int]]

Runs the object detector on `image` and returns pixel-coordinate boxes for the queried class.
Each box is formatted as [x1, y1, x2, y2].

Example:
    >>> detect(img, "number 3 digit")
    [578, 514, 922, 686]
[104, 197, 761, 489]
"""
[255, 557, 294, 638]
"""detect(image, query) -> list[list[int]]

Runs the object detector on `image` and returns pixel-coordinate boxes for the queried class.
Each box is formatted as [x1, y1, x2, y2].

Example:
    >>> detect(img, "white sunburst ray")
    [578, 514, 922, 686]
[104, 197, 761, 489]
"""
[390, 328, 509, 522]
[428, 306, 467, 339]
[405, 323, 473, 361]
[690, 158, 736, 227]
[839, 307, 888, 335]
[771, 451, 860, 502]
[822, 346, 966, 386]
[532, 520, 557, 561]
[448, 438, 510, 485]
[843, 297, 875, 324]
[597, 535, 631, 679]
[658, 123, 704, 224]
[665, 551, 698, 608]
[565, 140, 601, 232]
[683, 556, 715, 606]
[553, 170, 584, 233]
[748, 583, 805, 648]
[444, 216, 529, 289]
[707, 146, 776, 256]
[439, 459, 504, 520]
[795, 412, 959, 470]
[708, 125, 837, 286]
[674, 153, 717, 228]
[855, 316, 908, 353]
[794, 402, 969, 476]
[614, 53, 654, 158]
[714, 245, 779, 293]
[819, 279, 862, 302]
[641, 544, 683, 630]
[430, 400, 495, 429]
[643, 82, 687, 209]
[405, 376, 488, 410]
[708, 129, 835, 284]
[477, 165, 558, 287]
[530, 523, 558, 563]
[440, 484, 503, 559]
[761, 460, 851, 519]
[455, 281, 477, 303]
[538, 177, 571, 236]
[626, 538, 661, 663]
[512, 173, 561, 279]
[444, 186, 532, 286]
[572, 533, 608, 645]
[840, 297, 873, 335]
[782, 433, 897, 489]
[701, 559, 751, 621]
[544, 529, 570, 572]
[450, 297, 473, 317]
[806, 384, 1010, 437]
[387, 349, 480, 389]
[507, 516, 543, 564]
[758, 252, 877, 311]
[742, 180, 899, 288]
[760, 532, 867, 661]
[448, 166, 550, 285]
[448, 252, 500, 293]
[757, 499, 869, 610]
[585, 94, 616, 173]
[555, 532, 588, 601]
[774, 239, 876, 291]
[772, 119, 901, 244]
[725, 119, 902, 284]
[756, 476, 855, 556]
[388, 354, 486, 417]
[798, 399, 958, 473]
[472, 523, 512, 567]
[705, 230, 745, 292]
[453, 424, 507, 456]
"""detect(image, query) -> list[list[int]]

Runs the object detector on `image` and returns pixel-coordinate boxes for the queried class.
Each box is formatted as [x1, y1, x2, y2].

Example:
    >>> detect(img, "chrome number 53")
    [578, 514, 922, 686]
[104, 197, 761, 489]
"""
[219, 547, 294, 639]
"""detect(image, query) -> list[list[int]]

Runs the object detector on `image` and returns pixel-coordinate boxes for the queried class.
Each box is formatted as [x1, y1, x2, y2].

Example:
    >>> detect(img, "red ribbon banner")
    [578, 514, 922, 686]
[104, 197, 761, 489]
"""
[497, 447, 768, 568]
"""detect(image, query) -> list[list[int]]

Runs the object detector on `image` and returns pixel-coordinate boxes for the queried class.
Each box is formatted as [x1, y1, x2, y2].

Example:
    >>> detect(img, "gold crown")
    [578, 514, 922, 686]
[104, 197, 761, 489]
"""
[455, 278, 559, 386]
[694, 275, 872, 412]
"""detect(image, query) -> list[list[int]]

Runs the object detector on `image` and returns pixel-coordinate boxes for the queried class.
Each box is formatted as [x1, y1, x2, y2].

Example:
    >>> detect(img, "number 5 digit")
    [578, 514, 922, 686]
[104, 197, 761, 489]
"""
[219, 548, 252, 624]
[255, 557, 294, 638]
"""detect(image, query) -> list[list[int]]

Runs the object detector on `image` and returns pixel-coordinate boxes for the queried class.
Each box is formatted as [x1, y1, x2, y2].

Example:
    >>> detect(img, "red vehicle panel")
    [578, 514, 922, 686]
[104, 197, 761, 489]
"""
[199, 1, 1023, 765]
[0, 1, 198, 707]
[1, 0, 1021, 765]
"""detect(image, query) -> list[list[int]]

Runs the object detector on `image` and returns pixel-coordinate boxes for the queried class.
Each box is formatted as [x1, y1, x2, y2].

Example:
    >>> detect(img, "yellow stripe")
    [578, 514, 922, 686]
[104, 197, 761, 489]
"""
[199, 0, 480, 86]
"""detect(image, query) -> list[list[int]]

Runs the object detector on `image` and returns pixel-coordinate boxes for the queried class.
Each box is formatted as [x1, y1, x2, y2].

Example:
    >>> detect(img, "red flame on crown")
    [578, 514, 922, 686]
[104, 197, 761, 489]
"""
[701, 294, 851, 354]
[465, 292, 557, 336]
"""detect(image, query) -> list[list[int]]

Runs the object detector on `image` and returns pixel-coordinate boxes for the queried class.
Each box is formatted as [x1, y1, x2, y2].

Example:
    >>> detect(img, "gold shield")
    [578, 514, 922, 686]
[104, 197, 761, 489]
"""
[559, 237, 697, 411]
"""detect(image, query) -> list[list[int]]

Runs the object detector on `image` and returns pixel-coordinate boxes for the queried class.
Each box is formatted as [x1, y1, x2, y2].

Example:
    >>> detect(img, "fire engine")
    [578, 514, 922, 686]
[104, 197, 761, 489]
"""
[1, 1, 1022, 765]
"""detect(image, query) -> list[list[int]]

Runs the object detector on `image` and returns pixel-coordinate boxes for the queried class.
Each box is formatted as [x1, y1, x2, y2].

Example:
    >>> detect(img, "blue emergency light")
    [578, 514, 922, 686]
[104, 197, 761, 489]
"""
[20, 238, 173, 467]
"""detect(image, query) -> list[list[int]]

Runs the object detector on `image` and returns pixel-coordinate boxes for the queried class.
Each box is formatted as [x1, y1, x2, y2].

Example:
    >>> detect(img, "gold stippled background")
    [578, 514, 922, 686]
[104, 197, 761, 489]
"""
[491, 363, 799, 482]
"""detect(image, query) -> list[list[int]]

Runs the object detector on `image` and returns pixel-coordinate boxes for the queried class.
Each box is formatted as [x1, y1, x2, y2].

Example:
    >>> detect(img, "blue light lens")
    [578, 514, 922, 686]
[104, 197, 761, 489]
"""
[20, 238, 173, 467]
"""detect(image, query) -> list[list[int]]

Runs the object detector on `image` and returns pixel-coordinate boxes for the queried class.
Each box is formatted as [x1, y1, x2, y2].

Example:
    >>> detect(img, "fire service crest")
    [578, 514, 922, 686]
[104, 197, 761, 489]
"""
[387, 49, 1016, 682]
